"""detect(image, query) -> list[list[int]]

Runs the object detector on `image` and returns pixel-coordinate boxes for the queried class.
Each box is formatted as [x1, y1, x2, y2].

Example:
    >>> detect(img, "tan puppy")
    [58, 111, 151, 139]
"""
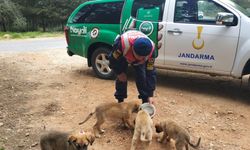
[155, 120, 201, 150]
[130, 109, 153, 150]
[79, 101, 140, 137]
[40, 130, 95, 150]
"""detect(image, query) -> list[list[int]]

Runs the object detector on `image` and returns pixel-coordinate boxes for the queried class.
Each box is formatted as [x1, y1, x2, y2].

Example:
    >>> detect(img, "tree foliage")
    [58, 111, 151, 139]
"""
[0, 0, 26, 31]
[0, 0, 250, 32]
[1, 0, 85, 32]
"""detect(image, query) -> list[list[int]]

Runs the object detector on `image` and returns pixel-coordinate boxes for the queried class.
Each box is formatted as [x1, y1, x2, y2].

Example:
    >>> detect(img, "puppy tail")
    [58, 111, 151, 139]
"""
[79, 109, 96, 125]
[188, 137, 201, 149]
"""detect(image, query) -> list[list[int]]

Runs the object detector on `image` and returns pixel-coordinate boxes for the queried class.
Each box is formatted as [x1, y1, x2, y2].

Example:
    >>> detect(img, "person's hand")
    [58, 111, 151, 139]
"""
[148, 97, 155, 105]
[117, 73, 127, 82]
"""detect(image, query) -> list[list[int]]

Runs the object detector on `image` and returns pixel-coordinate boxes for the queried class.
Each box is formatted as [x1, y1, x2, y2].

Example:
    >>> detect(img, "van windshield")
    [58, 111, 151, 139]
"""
[223, 0, 250, 17]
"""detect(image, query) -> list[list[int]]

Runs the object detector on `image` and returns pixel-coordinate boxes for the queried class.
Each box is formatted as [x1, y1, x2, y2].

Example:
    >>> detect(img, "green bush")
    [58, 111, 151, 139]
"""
[11, 33, 22, 39]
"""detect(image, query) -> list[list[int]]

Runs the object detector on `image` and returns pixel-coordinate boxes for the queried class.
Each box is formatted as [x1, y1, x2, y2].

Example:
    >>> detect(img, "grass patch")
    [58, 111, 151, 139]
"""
[0, 32, 64, 40]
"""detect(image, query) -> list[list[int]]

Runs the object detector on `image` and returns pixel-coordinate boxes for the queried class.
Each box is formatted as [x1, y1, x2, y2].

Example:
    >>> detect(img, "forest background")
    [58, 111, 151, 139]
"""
[0, 0, 249, 32]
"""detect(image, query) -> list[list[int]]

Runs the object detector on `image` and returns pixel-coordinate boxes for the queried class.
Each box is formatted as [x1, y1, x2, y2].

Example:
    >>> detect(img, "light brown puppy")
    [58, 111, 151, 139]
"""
[79, 101, 141, 137]
[155, 120, 201, 150]
[40, 130, 95, 150]
[130, 109, 153, 150]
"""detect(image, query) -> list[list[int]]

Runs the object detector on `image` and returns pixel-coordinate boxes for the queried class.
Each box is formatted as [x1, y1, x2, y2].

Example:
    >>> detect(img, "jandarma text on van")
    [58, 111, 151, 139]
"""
[178, 53, 215, 60]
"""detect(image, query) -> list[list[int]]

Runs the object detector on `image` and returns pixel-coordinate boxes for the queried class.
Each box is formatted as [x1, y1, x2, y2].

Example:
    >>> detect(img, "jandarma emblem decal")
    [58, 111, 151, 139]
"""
[192, 26, 204, 50]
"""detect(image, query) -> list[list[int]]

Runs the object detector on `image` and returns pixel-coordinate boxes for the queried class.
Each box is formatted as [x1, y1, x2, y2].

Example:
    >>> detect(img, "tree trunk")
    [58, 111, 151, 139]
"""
[62, 22, 64, 31]
[42, 19, 46, 32]
[1, 17, 7, 32]
[2, 22, 7, 32]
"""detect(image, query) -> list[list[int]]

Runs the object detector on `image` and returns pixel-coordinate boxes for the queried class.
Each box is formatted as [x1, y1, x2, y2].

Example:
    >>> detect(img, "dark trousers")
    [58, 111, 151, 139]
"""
[113, 58, 156, 103]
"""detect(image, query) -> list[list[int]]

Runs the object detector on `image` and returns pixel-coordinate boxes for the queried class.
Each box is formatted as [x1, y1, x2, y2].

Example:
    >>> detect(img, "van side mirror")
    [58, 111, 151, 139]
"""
[216, 12, 234, 26]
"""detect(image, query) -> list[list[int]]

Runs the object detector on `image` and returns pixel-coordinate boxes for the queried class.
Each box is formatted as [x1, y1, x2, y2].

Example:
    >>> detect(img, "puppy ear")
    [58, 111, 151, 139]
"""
[86, 133, 95, 145]
[155, 123, 162, 133]
[68, 135, 77, 144]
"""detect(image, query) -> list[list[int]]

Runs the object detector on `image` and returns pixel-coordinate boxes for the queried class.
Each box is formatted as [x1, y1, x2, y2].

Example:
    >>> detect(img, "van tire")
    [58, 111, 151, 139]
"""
[91, 47, 115, 79]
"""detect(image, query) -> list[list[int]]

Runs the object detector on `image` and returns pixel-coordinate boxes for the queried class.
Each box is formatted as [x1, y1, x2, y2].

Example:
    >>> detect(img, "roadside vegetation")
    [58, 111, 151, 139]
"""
[0, 32, 64, 40]
[0, 0, 86, 32]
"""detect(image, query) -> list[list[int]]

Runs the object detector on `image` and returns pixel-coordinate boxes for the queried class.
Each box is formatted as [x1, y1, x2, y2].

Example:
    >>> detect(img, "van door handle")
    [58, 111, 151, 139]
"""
[167, 29, 183, 34]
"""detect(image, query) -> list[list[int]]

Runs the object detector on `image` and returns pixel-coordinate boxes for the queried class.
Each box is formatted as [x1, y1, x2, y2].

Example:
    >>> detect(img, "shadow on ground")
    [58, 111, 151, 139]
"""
[75, 67, 250, 104]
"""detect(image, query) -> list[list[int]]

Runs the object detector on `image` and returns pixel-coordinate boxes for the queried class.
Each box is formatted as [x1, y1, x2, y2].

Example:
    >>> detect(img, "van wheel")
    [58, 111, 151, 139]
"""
[91, 47, 115, 79]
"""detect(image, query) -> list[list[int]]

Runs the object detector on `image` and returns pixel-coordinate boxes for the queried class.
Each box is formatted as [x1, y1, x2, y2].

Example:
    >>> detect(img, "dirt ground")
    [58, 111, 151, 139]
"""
[0, 47, 250, 150]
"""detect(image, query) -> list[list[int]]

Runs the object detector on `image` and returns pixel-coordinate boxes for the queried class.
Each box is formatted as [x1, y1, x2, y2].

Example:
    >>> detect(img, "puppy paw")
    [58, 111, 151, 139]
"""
[100, 129, 105, 134]
[157, 138, 163, 143]
[95, 134, 101, 138]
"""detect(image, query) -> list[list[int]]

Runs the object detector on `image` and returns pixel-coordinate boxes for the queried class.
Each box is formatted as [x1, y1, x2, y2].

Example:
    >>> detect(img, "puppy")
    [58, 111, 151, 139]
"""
[40, 130, 95, 150]
[79, 101, 140, 137]
[155, 120, 201, 150]
[130, 109, 153, 150]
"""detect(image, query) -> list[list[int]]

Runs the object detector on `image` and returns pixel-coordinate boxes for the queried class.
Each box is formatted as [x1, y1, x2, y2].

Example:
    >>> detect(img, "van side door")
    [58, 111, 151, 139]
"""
[163, 0, 240, 75]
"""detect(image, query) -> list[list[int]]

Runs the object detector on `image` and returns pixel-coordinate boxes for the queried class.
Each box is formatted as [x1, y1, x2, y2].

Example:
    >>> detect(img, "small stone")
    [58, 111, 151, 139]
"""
[170, 100, 176, 105]
[211, 126, 216, 130]
[18, 144, 25, 148]
[31, 142, 38, 147]
[0, 122, 3, 127]
[25, 133, 29, 137]
[240, 114, 245, 118]
[106, 139, 111, 143]
[227, 111, 233, 114]
[215, 111, 218, 114]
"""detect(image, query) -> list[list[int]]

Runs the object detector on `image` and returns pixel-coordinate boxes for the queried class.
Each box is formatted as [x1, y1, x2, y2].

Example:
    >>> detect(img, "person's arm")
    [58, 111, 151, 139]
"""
[146, 58, 156, 104]
[109, 36, 123, 75]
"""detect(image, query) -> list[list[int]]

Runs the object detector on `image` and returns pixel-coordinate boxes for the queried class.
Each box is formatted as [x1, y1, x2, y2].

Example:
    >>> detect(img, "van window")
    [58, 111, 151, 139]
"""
[131, 0, 165, 21]
[73, 2, 124, 24]
[174, 0, 234, 24]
